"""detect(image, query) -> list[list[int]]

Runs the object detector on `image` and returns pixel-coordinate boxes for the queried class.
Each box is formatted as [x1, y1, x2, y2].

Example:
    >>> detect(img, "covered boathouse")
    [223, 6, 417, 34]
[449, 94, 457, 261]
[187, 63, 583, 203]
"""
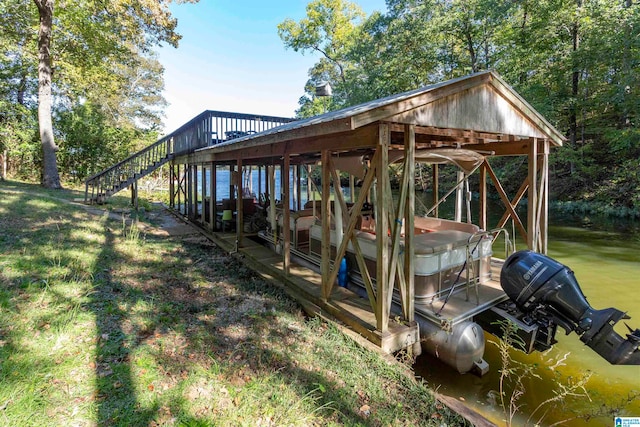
[163, 70, 566, 360]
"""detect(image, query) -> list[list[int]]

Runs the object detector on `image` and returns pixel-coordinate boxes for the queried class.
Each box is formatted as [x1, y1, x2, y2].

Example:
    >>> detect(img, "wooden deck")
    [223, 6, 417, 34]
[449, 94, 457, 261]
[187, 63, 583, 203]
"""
[209, 231, 420, 354]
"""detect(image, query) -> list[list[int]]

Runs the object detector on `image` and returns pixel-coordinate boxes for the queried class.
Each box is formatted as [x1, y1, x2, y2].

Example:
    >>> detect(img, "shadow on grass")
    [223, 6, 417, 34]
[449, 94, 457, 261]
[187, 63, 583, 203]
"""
[0, 185, 463, 426]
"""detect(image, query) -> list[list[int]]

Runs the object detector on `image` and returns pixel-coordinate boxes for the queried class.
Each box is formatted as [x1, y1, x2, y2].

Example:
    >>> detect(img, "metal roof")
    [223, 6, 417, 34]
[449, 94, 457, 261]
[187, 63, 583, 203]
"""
[194, 70, 566, 157]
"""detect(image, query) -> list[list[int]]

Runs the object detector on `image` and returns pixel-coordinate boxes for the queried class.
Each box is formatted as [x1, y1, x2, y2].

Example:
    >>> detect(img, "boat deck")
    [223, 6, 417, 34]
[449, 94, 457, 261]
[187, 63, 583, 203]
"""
[415, 259, 508, 327]
[209, 231, 420, 354]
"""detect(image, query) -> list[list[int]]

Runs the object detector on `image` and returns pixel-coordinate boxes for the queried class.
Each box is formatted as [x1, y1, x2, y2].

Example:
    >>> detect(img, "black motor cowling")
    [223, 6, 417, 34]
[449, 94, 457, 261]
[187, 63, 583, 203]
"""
[500, 250, 640, 365]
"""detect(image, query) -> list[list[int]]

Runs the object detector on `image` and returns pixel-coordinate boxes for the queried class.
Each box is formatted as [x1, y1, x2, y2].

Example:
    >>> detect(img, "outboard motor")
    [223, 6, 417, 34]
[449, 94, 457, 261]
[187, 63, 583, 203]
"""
[500, 250, 640, 365]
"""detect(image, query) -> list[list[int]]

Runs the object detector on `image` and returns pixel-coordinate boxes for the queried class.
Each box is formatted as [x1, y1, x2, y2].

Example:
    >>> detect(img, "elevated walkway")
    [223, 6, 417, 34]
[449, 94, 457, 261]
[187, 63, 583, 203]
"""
[84, 110, 295, 204]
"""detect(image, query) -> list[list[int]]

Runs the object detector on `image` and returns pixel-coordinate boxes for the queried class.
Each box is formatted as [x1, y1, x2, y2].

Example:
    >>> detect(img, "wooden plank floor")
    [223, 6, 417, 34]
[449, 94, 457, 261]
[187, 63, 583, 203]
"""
[209, 231, 419, 354]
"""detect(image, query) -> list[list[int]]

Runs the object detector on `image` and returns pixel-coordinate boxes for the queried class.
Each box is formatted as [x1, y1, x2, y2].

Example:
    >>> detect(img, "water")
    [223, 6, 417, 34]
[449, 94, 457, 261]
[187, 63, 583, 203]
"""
[414, 210, 640, 426]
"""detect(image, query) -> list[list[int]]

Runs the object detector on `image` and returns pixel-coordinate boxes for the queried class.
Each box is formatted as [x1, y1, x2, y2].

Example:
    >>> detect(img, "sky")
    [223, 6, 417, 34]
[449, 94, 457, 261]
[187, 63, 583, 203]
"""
[156, 0, 387, 134]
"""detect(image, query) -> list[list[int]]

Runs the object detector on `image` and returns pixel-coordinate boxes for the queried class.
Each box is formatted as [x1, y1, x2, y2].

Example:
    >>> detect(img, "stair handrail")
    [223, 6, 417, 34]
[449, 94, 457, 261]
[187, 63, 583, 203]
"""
[84, 110, 296, 203]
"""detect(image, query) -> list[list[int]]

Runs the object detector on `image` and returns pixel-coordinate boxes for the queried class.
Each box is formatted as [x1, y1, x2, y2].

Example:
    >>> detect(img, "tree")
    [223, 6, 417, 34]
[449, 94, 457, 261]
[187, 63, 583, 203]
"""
[285, 0, 640, 211]
[26, 0, 197, 188]
[278, 0, 366, 115]
[33, 0, 59, 188]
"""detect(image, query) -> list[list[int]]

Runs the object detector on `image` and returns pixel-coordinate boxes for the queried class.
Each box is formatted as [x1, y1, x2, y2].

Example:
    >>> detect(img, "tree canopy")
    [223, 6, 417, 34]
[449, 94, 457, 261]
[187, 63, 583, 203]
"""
[280, 0, 640, 212]
[0, 0, 196, 185]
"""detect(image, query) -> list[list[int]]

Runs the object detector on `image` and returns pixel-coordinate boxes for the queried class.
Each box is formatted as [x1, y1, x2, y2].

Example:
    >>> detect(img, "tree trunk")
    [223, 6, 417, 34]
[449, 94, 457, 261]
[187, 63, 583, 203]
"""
[34, 0, 61, 189]
[0, 150, 6, 180]
[569, 0, 582, 148]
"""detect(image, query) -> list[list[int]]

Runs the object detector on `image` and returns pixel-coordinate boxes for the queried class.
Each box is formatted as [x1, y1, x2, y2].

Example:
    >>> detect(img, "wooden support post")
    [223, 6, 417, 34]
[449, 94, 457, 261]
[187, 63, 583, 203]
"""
[527, 138, 538, 251]
[187, 164, 193, 218]
[539, 140, 549, 254]
[403, 124, 415, 323]
[201, 164, 206, 224]
[268, 165, 276, 241]
[321, 150, 332, 300]
[209, 162, 215, 231]
[193, 165, 199, 219]
[376, 123, 390, 333]
[258, 165, 262, 203]
[169, 162, 175, 209]
[349, 174, 355, 203]
[177, 164, 182, 214]
[432, 164, 439, 217]
[455, 170, 464, 222]
[130, 180, 138, 210]
[236, 158, 244, 247]
[283, 154, 291, 274]
[479, 160, 487, 231]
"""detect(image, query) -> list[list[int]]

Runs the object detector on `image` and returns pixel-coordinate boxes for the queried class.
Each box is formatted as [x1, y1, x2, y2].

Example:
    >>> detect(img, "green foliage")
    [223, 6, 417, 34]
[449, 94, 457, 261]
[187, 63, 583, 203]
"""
[0, 0, 196, 184]
[282, 0, 640, 213]
[56, 102, 158, 182]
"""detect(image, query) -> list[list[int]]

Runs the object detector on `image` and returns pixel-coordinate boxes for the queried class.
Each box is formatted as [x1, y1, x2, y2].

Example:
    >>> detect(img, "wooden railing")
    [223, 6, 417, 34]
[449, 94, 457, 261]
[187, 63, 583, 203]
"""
[84, 110, 295, 203]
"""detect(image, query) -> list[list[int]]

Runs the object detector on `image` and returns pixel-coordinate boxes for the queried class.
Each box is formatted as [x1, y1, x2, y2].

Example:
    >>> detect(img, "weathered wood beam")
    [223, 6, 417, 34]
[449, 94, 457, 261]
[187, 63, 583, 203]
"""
[169, 161, 175, 209]
[321, 150, 332, 300]
[236, 158, 244, 247]
[186, 125, 379, 164]
[527, 139, 538, 250]
[495, 178, 529, 231]
[479, 161, 487, 231]
[201, 164, 206, 224]
[210, 162, 216, 231]
[539, 140, 550, 254]
[376, 123, 390, 332]
[283, 155, 291, 274]
[403, 124, 415, 322]
[458, 140, 533, 156]
[485, 159, 528, 241]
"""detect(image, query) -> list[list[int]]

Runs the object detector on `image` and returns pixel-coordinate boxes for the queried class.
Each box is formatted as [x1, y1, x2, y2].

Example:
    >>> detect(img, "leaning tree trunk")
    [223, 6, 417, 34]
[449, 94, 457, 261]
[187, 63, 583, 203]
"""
[34, 0, 61, 189]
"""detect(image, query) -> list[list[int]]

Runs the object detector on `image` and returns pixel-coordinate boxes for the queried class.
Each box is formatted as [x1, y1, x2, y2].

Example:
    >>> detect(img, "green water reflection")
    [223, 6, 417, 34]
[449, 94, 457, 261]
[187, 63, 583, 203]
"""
[414, 211, 640, 426]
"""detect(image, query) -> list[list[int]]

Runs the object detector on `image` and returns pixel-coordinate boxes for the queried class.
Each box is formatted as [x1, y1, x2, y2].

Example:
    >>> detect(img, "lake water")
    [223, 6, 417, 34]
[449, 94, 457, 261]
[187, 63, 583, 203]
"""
[414, 208, 640, 426]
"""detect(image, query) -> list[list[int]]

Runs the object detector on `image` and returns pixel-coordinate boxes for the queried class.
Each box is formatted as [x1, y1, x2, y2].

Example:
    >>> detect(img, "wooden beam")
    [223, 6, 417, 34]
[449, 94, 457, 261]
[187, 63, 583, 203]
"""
[485, 160, 528, 241]
[403, 124, 415, 322]
[169, 161, 175, 209]
[458, 140, 532, 156]
[479, 161, 487, 231]
[236, 158, 244, 247]
[376, 123, 390, 333]
[283, 155, 291, 274]
[527, 138, 538, 250]
[201, 164, 206, 224]
[432, 164, 439, 217]
[185, 124, 379, 164]
[539, 140, 550, 254]
[321, 150, 332, 300]
[210, 162, 216, 231]
[187, 164, 193, 218]
[496, 177, 529, 230]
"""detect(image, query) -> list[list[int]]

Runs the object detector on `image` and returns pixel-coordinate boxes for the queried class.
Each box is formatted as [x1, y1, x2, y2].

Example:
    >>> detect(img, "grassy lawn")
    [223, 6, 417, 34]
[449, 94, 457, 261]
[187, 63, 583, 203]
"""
[0, 180, 467, 426]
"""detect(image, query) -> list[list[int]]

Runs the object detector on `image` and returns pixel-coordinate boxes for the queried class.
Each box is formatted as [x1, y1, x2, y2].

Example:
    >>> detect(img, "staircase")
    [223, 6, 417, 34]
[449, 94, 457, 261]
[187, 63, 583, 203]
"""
[84, 110, 295, 204]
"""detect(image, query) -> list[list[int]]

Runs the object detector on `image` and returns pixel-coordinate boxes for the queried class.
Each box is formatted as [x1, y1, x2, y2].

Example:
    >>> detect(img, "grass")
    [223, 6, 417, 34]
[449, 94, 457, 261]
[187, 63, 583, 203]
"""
[0, 179, 468, 426]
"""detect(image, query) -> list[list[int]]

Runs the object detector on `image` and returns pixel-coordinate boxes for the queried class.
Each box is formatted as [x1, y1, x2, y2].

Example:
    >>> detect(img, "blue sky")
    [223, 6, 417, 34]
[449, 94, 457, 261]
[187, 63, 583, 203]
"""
[156, 0, 387, 134]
